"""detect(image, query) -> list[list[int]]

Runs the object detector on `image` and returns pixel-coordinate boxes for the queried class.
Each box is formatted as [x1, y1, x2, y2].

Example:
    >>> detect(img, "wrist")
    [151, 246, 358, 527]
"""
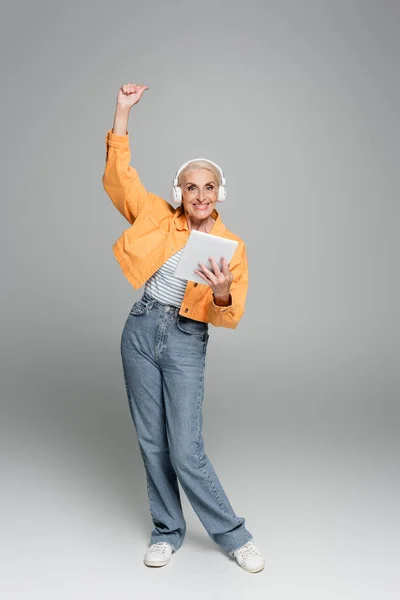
[115, 104, 131, 114]
[213, 292, 231, 306]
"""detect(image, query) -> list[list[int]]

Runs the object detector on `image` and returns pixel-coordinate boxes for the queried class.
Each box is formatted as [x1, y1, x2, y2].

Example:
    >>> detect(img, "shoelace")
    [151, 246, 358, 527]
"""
[149, 542, 170, 554]
[236, 541, 261, 560]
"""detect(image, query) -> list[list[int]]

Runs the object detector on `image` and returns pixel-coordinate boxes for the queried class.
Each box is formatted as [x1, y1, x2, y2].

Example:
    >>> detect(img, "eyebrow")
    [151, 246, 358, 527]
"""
[185, 181, 215, 186]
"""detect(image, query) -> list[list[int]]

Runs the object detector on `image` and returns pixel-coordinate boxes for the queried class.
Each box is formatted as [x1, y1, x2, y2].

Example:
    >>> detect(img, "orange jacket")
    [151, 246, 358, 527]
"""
[102, 129, 249, 329]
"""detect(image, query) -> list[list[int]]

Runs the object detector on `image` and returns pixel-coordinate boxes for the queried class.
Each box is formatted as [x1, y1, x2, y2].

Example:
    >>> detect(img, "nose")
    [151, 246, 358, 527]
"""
[197, 189, 207, 202]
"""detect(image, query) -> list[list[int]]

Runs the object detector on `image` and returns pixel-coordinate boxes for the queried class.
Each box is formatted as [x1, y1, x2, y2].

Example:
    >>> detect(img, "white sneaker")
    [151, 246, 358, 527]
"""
[143, 541, 173, 567]
[228, 540, 265, 573]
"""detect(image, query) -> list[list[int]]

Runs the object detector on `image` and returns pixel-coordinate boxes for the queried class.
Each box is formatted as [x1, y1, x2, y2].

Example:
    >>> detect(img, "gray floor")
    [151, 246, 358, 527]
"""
[2, 350, 398, 600]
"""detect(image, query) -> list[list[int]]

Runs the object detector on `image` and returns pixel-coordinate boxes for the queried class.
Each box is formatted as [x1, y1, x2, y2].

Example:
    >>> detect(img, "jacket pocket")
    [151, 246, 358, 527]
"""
[126, 214, 167, 258]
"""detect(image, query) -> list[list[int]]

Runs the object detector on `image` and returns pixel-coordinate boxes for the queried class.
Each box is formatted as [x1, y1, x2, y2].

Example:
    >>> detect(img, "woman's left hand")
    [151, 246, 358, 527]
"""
[194, 257, 233, 299]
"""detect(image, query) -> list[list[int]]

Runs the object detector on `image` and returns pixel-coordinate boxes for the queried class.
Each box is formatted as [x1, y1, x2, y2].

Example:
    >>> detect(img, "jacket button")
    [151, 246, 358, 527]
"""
[184, 308, 188, 313]
[194, 282, 198, 287]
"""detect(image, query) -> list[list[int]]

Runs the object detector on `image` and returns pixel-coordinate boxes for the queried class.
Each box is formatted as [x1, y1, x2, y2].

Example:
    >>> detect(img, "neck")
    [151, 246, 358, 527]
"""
[185, 213, 215, 233]
[181, 205, 217, 233]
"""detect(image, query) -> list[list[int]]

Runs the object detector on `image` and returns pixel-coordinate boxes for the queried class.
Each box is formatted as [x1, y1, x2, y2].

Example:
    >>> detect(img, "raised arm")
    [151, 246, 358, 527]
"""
[102, 83, 152, 224]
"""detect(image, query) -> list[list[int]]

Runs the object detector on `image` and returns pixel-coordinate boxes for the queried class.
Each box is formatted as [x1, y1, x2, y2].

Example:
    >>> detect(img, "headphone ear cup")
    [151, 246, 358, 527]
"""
[171, 185, 182, 204]
[217, 185, 226, 202]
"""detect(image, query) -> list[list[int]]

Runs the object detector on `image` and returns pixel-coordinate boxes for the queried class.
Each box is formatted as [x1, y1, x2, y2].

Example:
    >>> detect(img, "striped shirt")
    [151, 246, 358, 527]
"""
[144, 247, 188, 307]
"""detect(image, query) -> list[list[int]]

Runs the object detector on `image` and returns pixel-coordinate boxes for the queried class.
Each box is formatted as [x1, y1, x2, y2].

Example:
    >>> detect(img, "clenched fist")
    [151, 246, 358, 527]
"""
[116, 83, 149, 109]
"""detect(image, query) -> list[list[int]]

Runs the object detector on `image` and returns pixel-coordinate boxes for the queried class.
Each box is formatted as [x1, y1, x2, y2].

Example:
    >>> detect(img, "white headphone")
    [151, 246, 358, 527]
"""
[171, 157, 226, 204]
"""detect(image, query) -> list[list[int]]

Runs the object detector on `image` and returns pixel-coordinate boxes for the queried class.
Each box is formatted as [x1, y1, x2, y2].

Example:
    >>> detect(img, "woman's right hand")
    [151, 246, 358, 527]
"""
[116, 83, 149, 109]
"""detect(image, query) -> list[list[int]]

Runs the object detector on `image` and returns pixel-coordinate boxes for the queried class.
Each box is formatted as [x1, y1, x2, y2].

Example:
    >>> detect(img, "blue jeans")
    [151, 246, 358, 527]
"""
[120, 290, 254, 553]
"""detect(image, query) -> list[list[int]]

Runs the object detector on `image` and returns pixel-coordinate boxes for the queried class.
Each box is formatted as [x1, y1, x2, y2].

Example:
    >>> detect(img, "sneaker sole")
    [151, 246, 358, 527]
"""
[144, 558, 171, 567]
[242, 562, 265, 573]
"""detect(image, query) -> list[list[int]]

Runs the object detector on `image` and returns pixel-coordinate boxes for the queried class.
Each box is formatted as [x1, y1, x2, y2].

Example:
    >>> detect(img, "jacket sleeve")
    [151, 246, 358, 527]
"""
[102, 129, 160, 224]
[206, 240, 249, 329]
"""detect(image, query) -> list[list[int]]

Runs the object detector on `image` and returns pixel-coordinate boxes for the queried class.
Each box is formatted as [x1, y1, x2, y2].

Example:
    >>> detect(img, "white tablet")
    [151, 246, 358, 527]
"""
[173, 230, 239, 284]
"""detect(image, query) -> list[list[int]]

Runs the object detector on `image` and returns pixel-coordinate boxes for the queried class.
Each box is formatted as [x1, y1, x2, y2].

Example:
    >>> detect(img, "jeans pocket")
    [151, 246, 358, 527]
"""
[129, 299, 148, 316]
[176, 315, 208, 337]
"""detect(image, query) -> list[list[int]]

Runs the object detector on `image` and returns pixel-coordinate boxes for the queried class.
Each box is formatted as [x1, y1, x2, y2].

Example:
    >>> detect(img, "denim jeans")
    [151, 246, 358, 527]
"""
[120, 290, 254, 553]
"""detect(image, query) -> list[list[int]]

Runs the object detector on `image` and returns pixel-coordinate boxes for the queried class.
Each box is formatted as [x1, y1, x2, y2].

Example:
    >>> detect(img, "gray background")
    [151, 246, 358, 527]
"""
[1, 0, 399, 598]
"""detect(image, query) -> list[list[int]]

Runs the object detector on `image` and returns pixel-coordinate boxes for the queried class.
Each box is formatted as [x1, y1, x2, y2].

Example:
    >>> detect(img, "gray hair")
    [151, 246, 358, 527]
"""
[177, 159, 222, 191]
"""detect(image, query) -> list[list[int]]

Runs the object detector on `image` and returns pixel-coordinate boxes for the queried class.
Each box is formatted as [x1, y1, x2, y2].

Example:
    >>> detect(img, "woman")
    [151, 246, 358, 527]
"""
[102, 83, 265, 573]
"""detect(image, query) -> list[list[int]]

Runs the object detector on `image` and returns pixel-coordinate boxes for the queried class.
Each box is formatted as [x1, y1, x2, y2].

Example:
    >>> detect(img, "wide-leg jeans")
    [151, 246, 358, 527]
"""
[120, 290, 254, 553]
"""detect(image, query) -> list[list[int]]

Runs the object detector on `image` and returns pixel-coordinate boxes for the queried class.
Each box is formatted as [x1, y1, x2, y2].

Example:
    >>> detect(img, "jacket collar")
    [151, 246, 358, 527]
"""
[173, 205, 226, 236]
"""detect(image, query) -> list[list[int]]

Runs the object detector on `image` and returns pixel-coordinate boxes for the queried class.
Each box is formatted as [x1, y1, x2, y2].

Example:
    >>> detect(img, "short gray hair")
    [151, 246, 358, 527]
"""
[177, 159, 222, 189]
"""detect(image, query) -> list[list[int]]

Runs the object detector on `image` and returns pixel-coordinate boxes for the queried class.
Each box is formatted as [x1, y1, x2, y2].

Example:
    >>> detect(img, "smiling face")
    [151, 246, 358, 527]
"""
[180, 168, 218, 223]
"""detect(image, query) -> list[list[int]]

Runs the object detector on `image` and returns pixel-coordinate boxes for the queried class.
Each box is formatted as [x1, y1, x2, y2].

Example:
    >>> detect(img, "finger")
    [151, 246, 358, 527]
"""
[220, 257, 229, 274]
[208, 257, 221, 275]
[198, 262, 212, 274]
[197, 263, 216, 283]
[194, 269, 210, 284]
